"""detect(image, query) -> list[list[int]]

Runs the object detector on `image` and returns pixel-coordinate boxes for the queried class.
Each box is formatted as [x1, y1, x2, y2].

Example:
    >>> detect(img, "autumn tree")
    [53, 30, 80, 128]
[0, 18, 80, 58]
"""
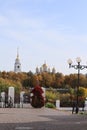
[53, 73, 65, 88]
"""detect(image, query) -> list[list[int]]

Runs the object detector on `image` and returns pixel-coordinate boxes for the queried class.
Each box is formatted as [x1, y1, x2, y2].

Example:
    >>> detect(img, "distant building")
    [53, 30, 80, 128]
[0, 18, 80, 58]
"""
[14, 50, 55, 74]
[14, 48, 21, 73]
[36, 61, 56, 74]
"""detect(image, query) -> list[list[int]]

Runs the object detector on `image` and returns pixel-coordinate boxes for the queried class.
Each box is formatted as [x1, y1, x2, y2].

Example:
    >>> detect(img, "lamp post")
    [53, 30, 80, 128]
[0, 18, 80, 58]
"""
[67, 57, 87, 114]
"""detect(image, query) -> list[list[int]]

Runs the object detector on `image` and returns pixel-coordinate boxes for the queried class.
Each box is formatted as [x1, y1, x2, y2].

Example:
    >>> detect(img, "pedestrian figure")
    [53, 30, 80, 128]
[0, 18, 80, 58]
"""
[72, 101, 76, 114]
[5, 94, 8, 108]
[82, 102, 85, 112]
[8, 96, 13, 108]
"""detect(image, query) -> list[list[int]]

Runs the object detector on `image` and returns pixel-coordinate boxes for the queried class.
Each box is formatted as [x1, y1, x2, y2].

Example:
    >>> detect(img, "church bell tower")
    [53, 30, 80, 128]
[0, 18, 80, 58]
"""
[14, 48, 21, 73]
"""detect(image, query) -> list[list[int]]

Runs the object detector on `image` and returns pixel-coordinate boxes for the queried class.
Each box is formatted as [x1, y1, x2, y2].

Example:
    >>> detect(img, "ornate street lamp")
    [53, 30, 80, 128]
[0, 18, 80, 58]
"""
[67, 57, 87, 114]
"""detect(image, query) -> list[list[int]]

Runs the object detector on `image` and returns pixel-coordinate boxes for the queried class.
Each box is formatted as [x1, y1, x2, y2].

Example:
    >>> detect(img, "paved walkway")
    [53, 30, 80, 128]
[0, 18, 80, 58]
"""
[0, 107, 71, 123]
[0, 107, 87, 130]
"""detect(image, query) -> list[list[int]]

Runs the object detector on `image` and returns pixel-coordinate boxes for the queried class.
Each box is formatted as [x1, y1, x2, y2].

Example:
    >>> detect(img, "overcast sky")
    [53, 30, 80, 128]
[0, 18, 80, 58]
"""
[0, 0, 87, 75]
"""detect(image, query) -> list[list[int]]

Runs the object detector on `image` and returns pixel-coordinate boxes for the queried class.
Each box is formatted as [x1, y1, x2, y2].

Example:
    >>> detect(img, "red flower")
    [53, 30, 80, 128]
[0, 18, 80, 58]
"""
[30, 85, 44, 108]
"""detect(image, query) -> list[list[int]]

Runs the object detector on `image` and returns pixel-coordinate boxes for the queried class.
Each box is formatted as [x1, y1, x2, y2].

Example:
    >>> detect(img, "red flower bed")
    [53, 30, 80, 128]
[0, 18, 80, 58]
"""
[30, 85, 44, 108]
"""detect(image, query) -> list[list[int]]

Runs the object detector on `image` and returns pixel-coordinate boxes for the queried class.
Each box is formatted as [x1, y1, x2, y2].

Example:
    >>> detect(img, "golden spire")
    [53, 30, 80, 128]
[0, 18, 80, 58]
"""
[43, 60, 47, 67]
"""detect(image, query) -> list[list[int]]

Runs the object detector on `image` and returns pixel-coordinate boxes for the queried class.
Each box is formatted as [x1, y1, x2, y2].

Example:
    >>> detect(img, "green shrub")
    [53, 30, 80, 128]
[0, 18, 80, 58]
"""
[78, 87, 85, 97]
[46, 90, 59, 103]
[45, 102, 55, 108]
[60, 93, 72, 107]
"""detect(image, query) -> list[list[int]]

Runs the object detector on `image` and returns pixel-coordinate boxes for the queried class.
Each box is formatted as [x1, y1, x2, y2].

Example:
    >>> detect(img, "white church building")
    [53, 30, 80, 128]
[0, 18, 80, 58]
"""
[35, 62, 56, 74]
[14, 50, 56, 74]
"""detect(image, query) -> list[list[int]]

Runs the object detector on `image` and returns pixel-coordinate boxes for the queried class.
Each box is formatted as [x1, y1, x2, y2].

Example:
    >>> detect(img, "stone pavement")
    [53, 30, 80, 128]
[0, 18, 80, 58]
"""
[0, 107, 71, 123]
[0, 107, 87, 130]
